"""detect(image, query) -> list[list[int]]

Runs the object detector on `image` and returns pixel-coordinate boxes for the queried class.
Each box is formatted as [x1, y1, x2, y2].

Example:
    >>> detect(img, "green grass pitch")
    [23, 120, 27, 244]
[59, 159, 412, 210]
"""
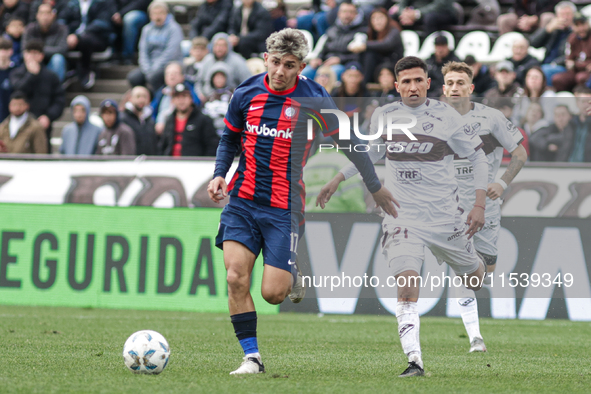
[1, 305, 590, 393]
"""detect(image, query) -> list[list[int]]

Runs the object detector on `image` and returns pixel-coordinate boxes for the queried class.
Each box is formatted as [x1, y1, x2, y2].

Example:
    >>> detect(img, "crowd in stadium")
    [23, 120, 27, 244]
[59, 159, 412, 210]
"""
[0, 0, 590, 162]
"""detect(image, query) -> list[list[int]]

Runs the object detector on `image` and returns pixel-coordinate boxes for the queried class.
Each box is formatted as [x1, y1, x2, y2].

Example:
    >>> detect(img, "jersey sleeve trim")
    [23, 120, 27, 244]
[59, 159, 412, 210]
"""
[224, 118, 243, 132]
[324, 128, 339, 137]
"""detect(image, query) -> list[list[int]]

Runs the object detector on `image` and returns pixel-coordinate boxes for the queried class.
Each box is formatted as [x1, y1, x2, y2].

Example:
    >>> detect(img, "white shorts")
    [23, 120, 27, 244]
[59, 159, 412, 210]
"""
[381, 216, 481, 277]
[472, 214, 500, 257]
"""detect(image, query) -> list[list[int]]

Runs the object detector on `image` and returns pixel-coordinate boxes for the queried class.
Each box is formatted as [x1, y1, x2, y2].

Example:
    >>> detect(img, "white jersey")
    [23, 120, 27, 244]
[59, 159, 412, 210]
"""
[453, 103, 523, 217]
[342, 99, 483, 227]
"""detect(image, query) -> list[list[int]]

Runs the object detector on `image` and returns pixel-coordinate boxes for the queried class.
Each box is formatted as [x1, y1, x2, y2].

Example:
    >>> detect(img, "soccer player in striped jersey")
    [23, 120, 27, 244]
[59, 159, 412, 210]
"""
[207, 28, 398, 375]
[442, 61, 527, 353]
[317, 56, 490, 377]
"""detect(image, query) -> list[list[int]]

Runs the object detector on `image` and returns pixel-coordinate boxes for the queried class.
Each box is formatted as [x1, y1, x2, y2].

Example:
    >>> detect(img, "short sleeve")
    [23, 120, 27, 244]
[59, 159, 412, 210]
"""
[223, 88, 245, 132]
[491, 109, 523, 153]
[447, 113, 484, 157]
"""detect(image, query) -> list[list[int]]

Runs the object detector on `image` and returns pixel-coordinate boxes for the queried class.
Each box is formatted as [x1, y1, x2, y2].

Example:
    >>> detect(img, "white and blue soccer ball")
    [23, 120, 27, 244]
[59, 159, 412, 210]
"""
[123, 330, 170, 374]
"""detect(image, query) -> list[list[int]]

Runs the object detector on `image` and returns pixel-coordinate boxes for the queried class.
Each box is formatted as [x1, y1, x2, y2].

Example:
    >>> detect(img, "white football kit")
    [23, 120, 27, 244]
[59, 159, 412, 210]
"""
[340, 99, 489, 276]
[453, 102, 523, 256]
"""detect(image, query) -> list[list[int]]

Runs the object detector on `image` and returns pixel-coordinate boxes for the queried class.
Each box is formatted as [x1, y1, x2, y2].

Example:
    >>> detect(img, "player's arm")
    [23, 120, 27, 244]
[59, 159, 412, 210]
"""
[488, 144, 527, 200]
[465, 148, 488, 239]
[208, 124, 241, 203]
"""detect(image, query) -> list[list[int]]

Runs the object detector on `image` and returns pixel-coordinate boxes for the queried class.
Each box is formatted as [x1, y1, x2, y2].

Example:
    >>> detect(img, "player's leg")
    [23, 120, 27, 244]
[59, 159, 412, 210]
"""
[454, 285, 486, 352]
[224, 241, 266, 375]
[215, 198, 266, 375]
[382, 225, 425, 377]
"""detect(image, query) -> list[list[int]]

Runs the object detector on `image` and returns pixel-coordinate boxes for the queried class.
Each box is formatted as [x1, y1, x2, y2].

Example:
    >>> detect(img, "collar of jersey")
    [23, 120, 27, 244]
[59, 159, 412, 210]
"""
[264, 73, 299, 95]
[400, 98, 430, 110]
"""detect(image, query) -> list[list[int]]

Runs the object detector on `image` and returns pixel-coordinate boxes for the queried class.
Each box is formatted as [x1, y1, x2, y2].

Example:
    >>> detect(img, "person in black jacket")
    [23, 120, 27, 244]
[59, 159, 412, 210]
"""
[120, 86, 157, 155]
[62, 0, 115, 89]
[159, 83, 219, 156]
[10, 39, 65, 152]
[189, 0, 232, 40]
[426, 34, 460, 98]
[111, 0, 150, 64]
[227, 0, 273, 59]
[529, 104, 573, 161]
[0, 0, 29, 33]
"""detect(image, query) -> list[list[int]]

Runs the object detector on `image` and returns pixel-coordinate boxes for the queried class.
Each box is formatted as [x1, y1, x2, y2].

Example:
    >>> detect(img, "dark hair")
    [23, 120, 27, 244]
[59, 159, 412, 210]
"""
[523, 66, 550, 98]
[24, 39, 44, 53]
[374, 62, 395, 84]
[394, 56, 428, 79]
[0, 36, 12, 50]
[368, 8, 395, 41]
[10, 91, 27, 102]
[7, 16, 25, 25]
[573, 84, 591, 95]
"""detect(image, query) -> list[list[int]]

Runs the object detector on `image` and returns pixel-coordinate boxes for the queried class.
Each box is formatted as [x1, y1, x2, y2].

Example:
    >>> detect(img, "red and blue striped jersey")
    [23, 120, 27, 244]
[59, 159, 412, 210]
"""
[214, 72, 381, 213]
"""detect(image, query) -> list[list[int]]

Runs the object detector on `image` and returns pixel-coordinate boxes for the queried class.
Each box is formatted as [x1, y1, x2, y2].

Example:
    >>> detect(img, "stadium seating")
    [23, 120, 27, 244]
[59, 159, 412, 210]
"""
[401, 30, 420, 57]
[485, 32, 525, 62]
[416, 31, 455, 60]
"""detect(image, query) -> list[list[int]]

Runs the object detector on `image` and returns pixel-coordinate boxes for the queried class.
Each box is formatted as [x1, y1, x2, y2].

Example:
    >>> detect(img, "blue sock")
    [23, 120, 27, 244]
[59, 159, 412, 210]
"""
[231, 311, 259, 356]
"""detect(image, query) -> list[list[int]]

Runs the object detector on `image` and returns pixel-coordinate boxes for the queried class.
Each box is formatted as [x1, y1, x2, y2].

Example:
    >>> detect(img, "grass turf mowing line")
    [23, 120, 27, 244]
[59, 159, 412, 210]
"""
[1, 305, 590, 393]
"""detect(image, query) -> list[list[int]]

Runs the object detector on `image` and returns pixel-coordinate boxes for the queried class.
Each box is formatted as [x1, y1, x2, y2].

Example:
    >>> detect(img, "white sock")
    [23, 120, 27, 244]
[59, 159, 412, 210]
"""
[457, 287, 482, 343]
[396, 301, 422, 369]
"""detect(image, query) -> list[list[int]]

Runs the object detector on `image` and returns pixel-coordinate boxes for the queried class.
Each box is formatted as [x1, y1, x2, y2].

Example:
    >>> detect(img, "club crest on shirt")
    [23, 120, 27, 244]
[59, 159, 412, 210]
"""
[285, 106, 297, 119]
[422, 122, 433, 133]
[463, 124, 475, 135]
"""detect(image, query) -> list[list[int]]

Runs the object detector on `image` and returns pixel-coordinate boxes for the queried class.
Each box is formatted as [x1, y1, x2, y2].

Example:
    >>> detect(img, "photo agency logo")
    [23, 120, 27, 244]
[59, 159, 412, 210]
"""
[304, 108, 418, 152]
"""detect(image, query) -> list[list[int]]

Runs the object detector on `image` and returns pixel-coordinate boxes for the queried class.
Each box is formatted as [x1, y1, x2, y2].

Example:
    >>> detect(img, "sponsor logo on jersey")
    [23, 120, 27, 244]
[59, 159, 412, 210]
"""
[396, 169, 422, 182]
[399, 323, 414, 337]
[459, 298, 475, 307]
[246, 121, 293, 139]
[472, 122, 481, 133]
[424, 111, 443, 122]
[448, 230, 463, 242]
[455, 164, 473, 177]
[422, 122, 434, 133]
[388, 141, 434, 154]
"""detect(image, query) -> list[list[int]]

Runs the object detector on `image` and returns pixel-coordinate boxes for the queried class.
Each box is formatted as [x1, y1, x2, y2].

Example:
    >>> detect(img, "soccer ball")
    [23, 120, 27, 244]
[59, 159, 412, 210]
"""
[122, 330, 170, 374]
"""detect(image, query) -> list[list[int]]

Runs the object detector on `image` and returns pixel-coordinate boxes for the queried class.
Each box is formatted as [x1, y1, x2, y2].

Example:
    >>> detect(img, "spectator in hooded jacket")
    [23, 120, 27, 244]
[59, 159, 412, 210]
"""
[120, 86, 157, 155]
[22, 3, 68, 82]
[62, 0, 115, 89]
[96, 99, 136, 155]
[202, 62, 234, 137]
[60, 95, 102, 155]
[127, 2, 183, 90]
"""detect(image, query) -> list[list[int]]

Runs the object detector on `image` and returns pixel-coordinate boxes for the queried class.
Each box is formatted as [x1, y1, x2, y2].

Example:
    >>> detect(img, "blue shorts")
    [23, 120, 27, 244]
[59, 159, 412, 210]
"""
[215, 197, 304, 272]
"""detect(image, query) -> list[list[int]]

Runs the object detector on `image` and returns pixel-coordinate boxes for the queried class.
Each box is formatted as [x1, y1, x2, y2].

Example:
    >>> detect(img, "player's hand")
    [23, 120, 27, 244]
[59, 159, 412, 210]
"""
[487, 182, 505, 200]
[372, 185, 400, 218]
[465, 206, 485, 239]
[316, 173, 345, 209]
[207, 176, 228, 203]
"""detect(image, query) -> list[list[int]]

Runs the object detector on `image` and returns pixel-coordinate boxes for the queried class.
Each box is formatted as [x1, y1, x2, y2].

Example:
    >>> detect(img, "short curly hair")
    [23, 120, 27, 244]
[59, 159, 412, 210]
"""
[265, 28, 309, 61]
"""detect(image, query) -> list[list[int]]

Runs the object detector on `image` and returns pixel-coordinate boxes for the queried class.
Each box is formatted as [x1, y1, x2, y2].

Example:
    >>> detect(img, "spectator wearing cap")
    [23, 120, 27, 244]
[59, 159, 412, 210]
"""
[227, 0, 273, 59]
[127, 2, 183, 90]
[10, 39, 65, 152]
[62, 0, 115, 90]
[60, 94, 102, 155]
[158, 83, 219, 156]
[151, 61, 200, 136]
[464, 55, 495, 97]
[530, 1, 575, 84]
[189, 0, 232, 41]
[304, 2, 366, 81]
[120, 86, 157, 155]
[391, 0, 459, 36]
[0, 0, 29, 33]
[183, 36, 209, 87]
[110, 0, 150, 64]
[331, 61, 368, 122]
[0, 91, 47, 153]
[508, 37, 540, 86]
[426, 34, 460, 98]
[22, 3, 68, 82]
[483, 61, 524, 118]
[0, 37, 15, 123]
[552, 13, 591, 91]
[96, 99, 136, 155]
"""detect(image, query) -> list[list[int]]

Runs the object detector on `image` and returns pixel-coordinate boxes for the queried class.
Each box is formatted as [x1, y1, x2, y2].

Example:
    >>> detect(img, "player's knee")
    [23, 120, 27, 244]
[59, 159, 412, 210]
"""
[226, 268, 250, 291]
[261, 287, 286, 305]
